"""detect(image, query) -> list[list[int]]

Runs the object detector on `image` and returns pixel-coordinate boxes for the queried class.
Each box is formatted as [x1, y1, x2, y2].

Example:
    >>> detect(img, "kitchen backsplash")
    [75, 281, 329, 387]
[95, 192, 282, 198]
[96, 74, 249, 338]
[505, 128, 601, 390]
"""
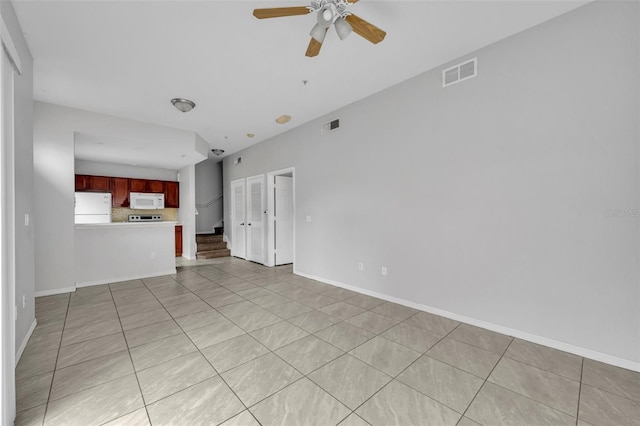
[112, 207, 178, 222]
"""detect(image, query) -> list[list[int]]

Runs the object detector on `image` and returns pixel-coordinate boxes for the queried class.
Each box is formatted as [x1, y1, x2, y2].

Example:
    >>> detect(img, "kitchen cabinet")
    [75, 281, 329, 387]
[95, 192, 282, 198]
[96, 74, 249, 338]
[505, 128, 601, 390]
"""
[175, 225, 183, 257]
[75, 175, 89, 191]
[112, 178, 129, 207]
[75, 174, 179, 209]
[75, 174, 111, 192]
[164, 181, 179, 208]
[89, 176, 111, 191]
[147, 180, 165, 193]
[129, 179, 147, 193]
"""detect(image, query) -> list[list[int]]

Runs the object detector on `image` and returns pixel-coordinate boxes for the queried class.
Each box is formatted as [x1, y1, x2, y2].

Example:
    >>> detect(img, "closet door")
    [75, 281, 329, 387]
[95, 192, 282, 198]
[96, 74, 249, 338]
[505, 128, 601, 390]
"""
[230, 179, 246, 258]
[246, 175, 265, 264]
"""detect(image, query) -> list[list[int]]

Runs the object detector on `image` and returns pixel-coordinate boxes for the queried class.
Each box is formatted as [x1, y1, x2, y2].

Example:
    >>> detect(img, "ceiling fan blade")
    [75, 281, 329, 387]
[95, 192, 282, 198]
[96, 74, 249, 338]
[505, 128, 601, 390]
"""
[305, 37, 324, 57]
[253, 7, 311, 19]
[344, 14, 386, 44]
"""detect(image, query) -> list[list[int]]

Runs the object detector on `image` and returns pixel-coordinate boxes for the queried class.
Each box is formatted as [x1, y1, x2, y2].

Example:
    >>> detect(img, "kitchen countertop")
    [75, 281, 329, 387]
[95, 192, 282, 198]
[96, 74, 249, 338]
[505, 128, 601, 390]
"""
[75, 221, 179, 228]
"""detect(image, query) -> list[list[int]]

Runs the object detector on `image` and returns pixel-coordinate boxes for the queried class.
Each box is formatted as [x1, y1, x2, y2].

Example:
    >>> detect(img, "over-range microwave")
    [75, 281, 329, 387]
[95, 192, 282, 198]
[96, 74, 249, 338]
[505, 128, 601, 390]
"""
[130, 192, 165, 210]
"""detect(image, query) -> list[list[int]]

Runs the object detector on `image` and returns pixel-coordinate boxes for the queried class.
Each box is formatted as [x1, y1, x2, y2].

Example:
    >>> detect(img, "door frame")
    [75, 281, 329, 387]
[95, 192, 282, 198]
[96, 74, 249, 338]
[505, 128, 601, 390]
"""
[266, 167, 295, 268]
[229, 178, 246, 259]
[0, 35, 17, 425]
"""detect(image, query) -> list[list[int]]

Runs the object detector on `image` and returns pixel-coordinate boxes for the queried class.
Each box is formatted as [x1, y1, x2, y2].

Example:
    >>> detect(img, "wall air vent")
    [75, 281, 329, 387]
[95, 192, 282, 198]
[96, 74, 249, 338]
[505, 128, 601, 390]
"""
[442, 57, 477, 87]
[234, 157, 242, 165]
[321, 118, 340, 134]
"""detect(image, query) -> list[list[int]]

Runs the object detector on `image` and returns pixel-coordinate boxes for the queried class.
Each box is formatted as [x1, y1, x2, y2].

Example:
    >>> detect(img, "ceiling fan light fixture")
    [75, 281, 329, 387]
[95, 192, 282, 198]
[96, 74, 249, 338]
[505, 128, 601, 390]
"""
[171, 98, 196, 113]
[317, 4, 334, 28]
[334, 17, 352, 40]
[309, 23, 327, 43]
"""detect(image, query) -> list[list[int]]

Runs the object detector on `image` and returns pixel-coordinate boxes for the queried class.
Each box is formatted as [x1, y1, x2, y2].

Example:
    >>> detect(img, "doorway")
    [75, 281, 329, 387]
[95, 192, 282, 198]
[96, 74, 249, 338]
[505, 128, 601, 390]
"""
[267, 168, 295, 267]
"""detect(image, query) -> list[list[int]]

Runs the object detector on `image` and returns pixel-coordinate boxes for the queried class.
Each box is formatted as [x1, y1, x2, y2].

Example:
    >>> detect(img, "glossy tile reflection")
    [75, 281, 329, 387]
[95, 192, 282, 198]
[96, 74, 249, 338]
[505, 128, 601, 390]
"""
[14, 257, 633, 426]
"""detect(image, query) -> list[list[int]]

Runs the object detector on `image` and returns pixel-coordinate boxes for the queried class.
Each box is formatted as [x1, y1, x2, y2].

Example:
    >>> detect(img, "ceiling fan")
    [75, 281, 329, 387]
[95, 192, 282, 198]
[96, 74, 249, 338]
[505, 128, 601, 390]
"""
[253, 0, 386, 57]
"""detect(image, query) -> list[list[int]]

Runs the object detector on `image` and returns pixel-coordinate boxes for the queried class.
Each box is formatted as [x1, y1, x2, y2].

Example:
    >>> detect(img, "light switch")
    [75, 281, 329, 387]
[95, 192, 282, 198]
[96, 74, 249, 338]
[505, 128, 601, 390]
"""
[24, 213, 30, 227]
[306, 216, 312, 222]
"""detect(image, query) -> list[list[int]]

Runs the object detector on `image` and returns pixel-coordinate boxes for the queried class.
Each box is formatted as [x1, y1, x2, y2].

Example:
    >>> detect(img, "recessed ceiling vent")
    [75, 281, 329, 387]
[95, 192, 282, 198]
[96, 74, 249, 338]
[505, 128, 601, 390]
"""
[321, 118, 340, 134]
[442, 57, 477, 87]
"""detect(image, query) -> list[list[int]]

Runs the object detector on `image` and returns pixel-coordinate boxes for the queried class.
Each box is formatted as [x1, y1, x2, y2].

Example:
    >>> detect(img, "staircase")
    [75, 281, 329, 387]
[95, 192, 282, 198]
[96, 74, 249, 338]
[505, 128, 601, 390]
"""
[196, 232, 230, 259]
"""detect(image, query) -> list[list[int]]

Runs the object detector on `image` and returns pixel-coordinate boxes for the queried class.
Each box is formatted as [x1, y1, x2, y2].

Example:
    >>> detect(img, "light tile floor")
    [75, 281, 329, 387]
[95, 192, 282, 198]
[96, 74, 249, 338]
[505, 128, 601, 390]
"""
[16, 257, 640, 425]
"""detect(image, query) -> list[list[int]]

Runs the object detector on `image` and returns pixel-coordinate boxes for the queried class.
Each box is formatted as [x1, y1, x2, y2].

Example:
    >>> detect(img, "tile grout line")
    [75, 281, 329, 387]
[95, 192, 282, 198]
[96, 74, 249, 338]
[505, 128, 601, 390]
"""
[456, 333, 515, 425]
[346, 320, 457, 421]
[40, 292, 72, 425]
[144, 269, 264, 425]
[576, 357, 585, 425]
[107, 281, 154, 426]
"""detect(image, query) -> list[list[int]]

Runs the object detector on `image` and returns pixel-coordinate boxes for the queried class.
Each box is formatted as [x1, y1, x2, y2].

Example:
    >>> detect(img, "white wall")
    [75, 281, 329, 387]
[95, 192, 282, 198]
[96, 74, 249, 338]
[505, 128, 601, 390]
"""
[75, 223, 176, 286]
[1, 2, 35, 423]
[223, 1, 639, 368]
[33, 102, 203, 294]
[2, 0, 36, 356]
[75, 159, 177, 181]
[178, 164, 197, 259]
[195, 157, 223, 233]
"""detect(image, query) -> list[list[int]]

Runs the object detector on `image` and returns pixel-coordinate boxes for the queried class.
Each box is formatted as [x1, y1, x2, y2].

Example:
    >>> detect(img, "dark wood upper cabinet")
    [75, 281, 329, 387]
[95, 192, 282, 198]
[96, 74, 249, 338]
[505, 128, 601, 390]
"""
[147, 180, 165, 193]
[112, 178, 129, 207]
[75, 174, 179, 209]
[164, 181, 179, 208]
[75, 174, 111, 192]
[75, 175, 89, 191]
[129, 179, 146, 193]
[88, 176, 111, 192]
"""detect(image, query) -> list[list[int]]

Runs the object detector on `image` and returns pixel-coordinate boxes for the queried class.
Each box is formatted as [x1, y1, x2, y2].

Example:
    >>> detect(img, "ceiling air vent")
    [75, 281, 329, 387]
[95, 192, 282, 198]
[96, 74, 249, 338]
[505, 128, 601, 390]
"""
[442, 57, 477, 87]
[321, 118, 340, 134]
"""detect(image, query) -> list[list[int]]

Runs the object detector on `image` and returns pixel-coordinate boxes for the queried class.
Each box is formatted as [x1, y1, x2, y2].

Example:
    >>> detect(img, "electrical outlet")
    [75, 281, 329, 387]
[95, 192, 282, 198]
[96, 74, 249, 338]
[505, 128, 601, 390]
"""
[358, 262, 364, 271]
[150, 252, 157, 259]
[22, 294, 26, 309]
[381, 266, 387, 276]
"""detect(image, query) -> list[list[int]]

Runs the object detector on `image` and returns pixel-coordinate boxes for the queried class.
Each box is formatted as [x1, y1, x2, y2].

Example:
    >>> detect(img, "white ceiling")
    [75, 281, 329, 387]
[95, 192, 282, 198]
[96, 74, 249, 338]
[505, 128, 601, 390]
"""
[13, 0, 588, 169]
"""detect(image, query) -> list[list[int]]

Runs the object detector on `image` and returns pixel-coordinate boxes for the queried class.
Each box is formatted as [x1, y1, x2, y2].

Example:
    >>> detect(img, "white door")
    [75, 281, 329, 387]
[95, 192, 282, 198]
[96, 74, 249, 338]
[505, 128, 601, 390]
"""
[230, 179, 246, 258]
[274, 176, 293, 265]
[246, 175, 265, 264]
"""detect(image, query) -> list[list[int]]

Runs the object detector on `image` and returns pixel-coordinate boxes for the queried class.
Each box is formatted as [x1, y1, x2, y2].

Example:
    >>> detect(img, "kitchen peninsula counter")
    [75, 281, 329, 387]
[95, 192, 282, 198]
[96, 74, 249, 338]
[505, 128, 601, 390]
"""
[75, 221, 177, 287]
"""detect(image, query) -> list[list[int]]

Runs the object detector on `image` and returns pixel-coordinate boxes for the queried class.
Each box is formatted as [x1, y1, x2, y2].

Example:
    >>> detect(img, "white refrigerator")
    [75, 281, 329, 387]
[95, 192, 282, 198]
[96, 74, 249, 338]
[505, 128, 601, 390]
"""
[75, 192, 112, 224]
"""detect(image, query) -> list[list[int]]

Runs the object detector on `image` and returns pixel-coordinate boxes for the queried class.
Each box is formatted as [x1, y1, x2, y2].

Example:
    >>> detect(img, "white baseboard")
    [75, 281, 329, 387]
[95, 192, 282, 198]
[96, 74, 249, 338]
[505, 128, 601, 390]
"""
[15, 319, 37, 365]
[34, 286, 77, 297]
[76, 269, 177, 287]
[294, 269, 640, 373]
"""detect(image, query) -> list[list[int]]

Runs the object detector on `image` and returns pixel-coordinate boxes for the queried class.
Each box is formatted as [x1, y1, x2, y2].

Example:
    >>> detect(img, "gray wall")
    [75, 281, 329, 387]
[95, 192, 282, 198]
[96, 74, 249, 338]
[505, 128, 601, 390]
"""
[195, 158, 223, 233]
[1, 0, 36, 357]
[224, 1, 639, 366]
[75, 160, 178, 181]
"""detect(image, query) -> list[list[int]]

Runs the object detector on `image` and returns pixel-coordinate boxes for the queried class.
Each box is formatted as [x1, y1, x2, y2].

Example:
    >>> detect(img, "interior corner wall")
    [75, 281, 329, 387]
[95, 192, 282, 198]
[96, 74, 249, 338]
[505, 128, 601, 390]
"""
[195, 158, 223, 233]
[223, 1, 640, 367]
[178, 164, 197, 259]
[1, 0, 36, 357]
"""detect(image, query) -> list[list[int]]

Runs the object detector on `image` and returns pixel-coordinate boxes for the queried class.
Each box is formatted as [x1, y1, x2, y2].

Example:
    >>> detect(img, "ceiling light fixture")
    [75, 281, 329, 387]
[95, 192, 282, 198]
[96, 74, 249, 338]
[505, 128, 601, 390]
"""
[211, 149, 225, 156]
[310, 23, 327, 43]
[171, 98, 196, 113]
[276, 115, 292, 124]
[247, 133, 255, 138]
[334, 17, 352, 40]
